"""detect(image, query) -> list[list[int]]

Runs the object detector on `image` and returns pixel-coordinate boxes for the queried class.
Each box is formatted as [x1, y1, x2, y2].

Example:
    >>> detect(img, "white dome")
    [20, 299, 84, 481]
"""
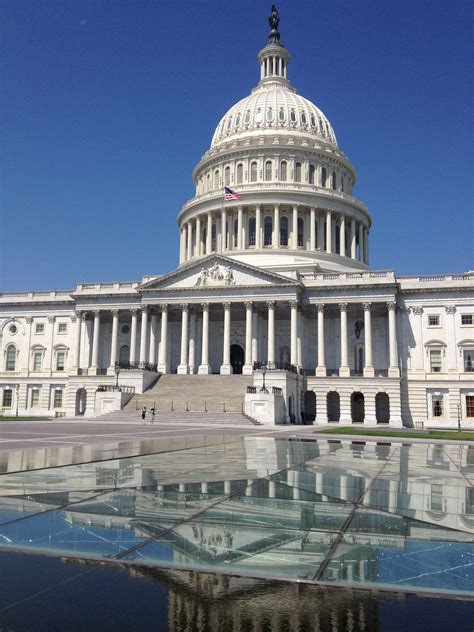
[211, 82, 338, 149]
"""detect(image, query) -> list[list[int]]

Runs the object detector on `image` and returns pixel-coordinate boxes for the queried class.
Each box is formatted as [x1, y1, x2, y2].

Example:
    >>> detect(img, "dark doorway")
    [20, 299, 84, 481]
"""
[75, 388, 87, 416]
[230, 344, 244, 374]
[304, 391, 316, 422]
[351, 392, 365, 423]
[376, 393, 390, 423]
[327, 391, 340, 422]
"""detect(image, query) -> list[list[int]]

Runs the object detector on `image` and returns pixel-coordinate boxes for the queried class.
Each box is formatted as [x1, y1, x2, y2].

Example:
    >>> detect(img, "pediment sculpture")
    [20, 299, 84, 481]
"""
[195, 263, 235, 287]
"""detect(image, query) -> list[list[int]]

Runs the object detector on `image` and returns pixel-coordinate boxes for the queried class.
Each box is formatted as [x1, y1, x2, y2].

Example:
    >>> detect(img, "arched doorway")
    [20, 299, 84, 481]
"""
[376, 393, 390, 423]
[327, 392, 340, 422]
[230, 344, 244, 374]
[351, 392, 365, 423]
[75, 388, 87, 416]
[304, 391, 316, 423]
[119, 345, 130, 367]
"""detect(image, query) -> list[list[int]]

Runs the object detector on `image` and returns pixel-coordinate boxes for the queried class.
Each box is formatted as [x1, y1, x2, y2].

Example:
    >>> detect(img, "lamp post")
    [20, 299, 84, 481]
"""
[114, 363, 121, 391]
[260, 364, 268, 394]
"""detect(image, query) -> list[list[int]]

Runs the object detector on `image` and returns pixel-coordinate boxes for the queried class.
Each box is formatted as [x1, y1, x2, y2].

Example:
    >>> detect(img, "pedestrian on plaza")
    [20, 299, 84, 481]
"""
[150, 406, 155, 423]
[141, 406, 146, 421]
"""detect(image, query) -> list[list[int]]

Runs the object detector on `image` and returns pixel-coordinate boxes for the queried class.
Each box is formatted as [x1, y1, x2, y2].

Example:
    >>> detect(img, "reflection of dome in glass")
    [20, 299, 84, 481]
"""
[211, 84, 338, 149]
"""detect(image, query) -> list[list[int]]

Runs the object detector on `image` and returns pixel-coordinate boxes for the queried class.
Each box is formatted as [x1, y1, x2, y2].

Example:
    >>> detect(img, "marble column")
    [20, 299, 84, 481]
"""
[79, 312, 88, 370]
[387, 302, 399, 377]
[290, 300, 298, 366]
[149, 312, 157, 366]
[72, 312, 82, 371]
[273, 204, 280, 248]
[188, 311, 196, 374]
[292, 205, 298, 249]
[339, 303, 350, 376]
[255, 204, 262, 249]
[310, 206, 316, 250]
[363, 302, 374, 377]
[195, 216, 201, 257]
[187, 221, 193, 259]
[130, 309, 138, 366]
[326, 211, 332, 254]
[350, 218, 356, 259]
[178, 304, 189, 374]
[267, 301, 275, 368]
[198, 303, 211, 374]
[316, 304, 326, 376]
[157, 305, 168, 373]
[109, 309, 119, 370]
[220, 302, 232, 374]
[220, 207, 227, 252]
[237, 205, 243, 250]
[182, 223, 188, 261]
[243, 301, 253, 375]
[340, 214, 346, 257]
[252, 309, 259, 365]
[90, 310, 101, 373]
[206, 212, 212, 254]
[139, 306, 148, 365]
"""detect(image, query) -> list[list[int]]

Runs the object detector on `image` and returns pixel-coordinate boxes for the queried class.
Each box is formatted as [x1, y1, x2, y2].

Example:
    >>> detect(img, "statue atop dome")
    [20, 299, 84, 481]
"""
[268, 5, 281, 45]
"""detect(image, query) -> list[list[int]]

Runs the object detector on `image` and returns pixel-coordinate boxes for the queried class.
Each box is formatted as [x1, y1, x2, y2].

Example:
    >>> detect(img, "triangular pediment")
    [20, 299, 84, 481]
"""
[139, 255, 300, 291]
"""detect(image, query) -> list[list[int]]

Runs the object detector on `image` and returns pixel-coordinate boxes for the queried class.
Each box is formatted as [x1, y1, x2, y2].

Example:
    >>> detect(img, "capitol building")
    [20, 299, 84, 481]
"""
[1, 9, 473, 427]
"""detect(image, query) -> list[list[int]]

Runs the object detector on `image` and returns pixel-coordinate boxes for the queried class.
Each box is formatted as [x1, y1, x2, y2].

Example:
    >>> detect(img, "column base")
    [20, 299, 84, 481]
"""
[107, 367, 117, 376]
[363, 367, 375, 377]
[339, 366, 350, 377]
[220, 364, 233, 375]
[188, 365, 196, 375]
[364, 417, 377, 426]
[157, 363, 168, 374]
[177, 365, 189, 375]
[339, 418, 352, 425]
[242, 364, 253, 375]
[89, 367, 99, 376]
[198, 364, 211, 374]
[316, 367, 327, 377]
[389, 417, 403, 427]
[388, 367, 400, 378]
[315, 415, 328, 424]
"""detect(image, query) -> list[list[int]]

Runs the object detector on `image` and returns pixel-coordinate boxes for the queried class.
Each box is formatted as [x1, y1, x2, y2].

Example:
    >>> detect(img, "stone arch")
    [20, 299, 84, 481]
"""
[327, 391, 340, 422]
[351, 392, 365, 423]
[376, 392, 390, 424]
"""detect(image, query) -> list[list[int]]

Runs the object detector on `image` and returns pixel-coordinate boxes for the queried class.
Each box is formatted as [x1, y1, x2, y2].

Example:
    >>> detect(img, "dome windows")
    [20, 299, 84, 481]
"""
[226, 117, 233, 131]
[224, 166, 230, 186]
[309, 164, 316, 184]
[297, 217, 304, 247]
[265, 160, 272, 181]
[245, 110, 251, 125]
[236, 163, 243, 185]
[280, 216, 289, 246]
[294, 162, 302, 183]
[235, 113, 241, 127]
[310, 114, 316, 128]
[280, 160, 287, 181]
[214, 170, 220, 190]
[255, 108, 263, 124]
[301, 111, 307, 126]
[278, 107, 285, 122]
[290, 108, 297, 124]
[250, 161, 258, 182]
[264, 216, 273, 246]
[266, 107, 273, 123]
[321, 167, 327, 187]
[248, 217, 256, 246]
[332, 171, 337, 190]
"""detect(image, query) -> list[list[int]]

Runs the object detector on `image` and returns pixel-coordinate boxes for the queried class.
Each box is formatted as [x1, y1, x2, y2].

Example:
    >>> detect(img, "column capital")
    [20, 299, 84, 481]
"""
[159, 304, 168, 313]
[445, 305, 456, 314]
[244, 301, 253, 310]
[201, 302, 209, 312]
[386, 301, 397, 312]
[411, 306, 423, 315]
[338, 302, 348, 312]
[266, 300, 276, 309]
[80, 312, 88, 321]
[140, 305, 148, 314]
[130, 308, 139, 316]
[48, 315, 55, 323]
[111, 309, 119, 317]
[179, 303, 189, 311]
[362, 302, 372, 312]
[26, 316, 33, 324]
[289, 300, 298, 309]
[92, 310, 100, 318]
[274, 203, 279, 211]
[316, 303, 325, 313]
[223, 302, 231, 311]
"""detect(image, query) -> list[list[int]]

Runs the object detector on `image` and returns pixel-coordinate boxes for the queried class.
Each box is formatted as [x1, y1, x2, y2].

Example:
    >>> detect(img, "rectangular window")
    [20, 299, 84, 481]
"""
[56, 352, 65, 371]
[464, 350, 474, 373]
[428, 315, 440, 326]
[461, 314, 473, 325]
[430, 349, 442, 373]
[2, 390, 12, 408]
[467, 488, 474, 515]
[33, 351, 42, 372]
[432, 395, 443, 418]
[58, 323, 67, 334]
[31, 389, 40, 408]
[430, 484, 443, 511]
[466, 396, 474, 418]
[35, 323, 44, 334]
[53, 390, 63, 408]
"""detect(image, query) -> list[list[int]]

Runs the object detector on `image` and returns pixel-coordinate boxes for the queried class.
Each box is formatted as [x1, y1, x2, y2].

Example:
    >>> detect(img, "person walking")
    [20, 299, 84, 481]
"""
[150, 406, 155, 423]
[141, 406, 146, 421]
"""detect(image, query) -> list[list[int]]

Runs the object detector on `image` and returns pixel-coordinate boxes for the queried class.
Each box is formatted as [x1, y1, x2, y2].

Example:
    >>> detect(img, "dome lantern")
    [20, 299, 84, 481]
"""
[258, 5, 291, 84]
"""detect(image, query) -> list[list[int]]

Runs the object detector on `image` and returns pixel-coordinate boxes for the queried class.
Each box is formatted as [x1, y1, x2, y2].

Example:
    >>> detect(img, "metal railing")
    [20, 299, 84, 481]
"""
[119, 361, 158, 372]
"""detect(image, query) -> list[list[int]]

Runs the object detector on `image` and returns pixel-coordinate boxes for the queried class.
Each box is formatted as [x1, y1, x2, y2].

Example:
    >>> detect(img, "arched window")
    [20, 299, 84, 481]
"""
[211, 223, 217, 251]
[332, 171, 337, 190]
[265, 160, 272, 181]
[321, 167, 327, 188]
[264, 216, 273, 246]
[214, 170, 219, 190]
[280, 216, 289, 246]
[236, 163, 243, 184]
[224, 166, 230, 186]
[250, 161, 257, 182]
[297, 217, 304, 247]
[248, 217, 256, 246]
[294, 162, 302, 183]
[280, 161, 287, 181]
[309, 164, 315, 184]
[6, 344, 16, 371]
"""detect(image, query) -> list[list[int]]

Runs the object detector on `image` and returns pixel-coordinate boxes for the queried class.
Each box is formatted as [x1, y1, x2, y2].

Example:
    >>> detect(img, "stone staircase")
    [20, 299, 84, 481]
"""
[96, 374, 260, 425]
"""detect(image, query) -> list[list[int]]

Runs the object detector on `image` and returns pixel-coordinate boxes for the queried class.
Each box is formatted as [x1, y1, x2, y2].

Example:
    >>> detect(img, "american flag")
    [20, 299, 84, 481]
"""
[224, 186, 242, 201]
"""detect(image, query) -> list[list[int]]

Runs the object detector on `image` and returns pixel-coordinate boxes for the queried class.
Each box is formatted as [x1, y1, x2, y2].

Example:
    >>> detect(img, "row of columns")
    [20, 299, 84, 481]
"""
[72, 300, 399, 377]
[180, 206, 369, 264]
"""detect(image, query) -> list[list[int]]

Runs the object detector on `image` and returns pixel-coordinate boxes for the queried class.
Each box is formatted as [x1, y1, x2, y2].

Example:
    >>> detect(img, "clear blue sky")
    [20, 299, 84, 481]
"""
[1, 0, 472, 291]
